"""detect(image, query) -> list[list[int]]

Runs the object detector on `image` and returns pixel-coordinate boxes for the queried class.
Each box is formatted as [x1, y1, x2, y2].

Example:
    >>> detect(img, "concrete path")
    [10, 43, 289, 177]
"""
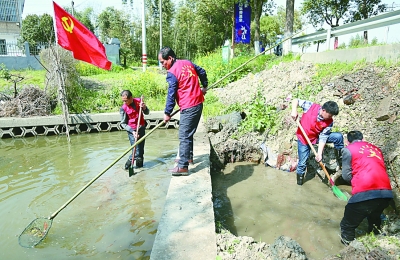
[150, 118, 217, 260]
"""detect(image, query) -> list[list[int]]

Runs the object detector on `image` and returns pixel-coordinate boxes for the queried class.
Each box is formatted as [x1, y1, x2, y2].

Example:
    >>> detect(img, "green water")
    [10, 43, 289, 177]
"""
[212, 162, 354, 260]
[0, 130, 179, 260]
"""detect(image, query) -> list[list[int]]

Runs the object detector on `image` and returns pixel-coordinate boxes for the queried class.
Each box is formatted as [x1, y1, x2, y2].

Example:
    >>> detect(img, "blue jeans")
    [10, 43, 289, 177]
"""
[177, 103, 203, 169]
[296, 132, 344, 176]
[128, 125, 146, 161]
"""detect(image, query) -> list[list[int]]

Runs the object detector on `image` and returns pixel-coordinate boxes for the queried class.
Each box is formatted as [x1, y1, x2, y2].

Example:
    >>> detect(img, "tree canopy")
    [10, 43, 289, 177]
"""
[17, 0, 391, 65]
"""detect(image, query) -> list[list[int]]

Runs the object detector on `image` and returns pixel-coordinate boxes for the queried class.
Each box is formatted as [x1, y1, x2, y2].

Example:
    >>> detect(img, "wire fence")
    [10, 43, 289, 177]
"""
[0, 41, 51, 56]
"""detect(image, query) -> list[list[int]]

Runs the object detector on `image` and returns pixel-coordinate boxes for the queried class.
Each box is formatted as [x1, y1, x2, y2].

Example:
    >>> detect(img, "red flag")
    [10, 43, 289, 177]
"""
[53, 1, 112, 70]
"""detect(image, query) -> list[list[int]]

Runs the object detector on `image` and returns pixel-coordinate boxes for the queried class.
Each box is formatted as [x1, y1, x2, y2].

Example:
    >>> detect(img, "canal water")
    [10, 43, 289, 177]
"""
[0, 130, 179, 260]
[212, 162, 356, 260]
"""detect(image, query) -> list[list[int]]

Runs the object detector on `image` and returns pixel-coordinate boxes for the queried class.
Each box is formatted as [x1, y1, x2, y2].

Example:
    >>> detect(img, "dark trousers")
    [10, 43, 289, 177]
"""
[340, 198, 391, 241]
[128, 125, 146, 161]
[178, 103, 203, 169]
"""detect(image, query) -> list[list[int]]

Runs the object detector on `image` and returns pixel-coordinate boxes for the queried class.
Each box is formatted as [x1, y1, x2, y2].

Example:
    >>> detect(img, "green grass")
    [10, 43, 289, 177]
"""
[0, 69, 46, 89]
[2, 49, 399, 119]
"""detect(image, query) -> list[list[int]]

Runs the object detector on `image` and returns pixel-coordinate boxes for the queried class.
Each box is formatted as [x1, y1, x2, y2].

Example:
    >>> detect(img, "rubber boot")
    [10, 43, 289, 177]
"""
[334, 149, 343, 169]
[297, 174, 304, 186]
[124, 159, 131, 170]
[136, 157, 144, 168]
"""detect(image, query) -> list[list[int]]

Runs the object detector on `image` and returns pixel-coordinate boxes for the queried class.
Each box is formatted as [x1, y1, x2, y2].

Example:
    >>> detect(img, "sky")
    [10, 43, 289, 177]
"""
[23, 0, 400, 53]
[22, 0, 124, 18]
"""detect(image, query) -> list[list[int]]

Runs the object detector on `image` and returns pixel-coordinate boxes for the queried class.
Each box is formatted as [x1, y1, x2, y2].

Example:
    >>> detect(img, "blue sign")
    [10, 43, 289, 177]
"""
[234, 1, 251, 44]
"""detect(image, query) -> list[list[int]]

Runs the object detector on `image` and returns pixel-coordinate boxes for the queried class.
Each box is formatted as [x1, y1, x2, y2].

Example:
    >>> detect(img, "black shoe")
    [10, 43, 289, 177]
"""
[136, 158, 144, 168]
[340, 236, 352, 246]
[125, 159, 132, 170]
[297, 174, 304, 185]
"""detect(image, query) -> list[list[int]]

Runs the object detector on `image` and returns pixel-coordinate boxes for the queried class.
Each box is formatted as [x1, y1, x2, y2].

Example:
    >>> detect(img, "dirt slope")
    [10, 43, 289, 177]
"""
[209, 60, 400, 259]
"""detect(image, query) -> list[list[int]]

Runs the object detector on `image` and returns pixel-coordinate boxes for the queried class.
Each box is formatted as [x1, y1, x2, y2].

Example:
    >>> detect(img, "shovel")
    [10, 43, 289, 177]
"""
[296, 119, 347, 201]
[129, 95, 144, 177]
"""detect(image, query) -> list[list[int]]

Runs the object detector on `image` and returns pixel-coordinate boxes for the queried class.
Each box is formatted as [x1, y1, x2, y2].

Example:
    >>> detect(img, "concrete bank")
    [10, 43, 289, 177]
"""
[150, 117, 217, 260]
[0, 111, 178, 138]
[1, 112, 217, 258]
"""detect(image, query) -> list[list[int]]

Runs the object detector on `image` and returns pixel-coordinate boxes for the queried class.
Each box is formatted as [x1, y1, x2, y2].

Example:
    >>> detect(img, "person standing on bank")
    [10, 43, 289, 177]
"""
[120, 90, 149, 170]
[158, 46, 208, 176]
[340, 130, 393, 245]
[291, 99, 344, 185]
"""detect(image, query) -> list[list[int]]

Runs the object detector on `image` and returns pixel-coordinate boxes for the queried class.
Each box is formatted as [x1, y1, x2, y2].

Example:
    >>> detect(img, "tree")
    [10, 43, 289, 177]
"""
[347, 0, 386, 43]
[247, 0, 275, 54]
[144, 0, 175, 61]
[258, 15, 280, 50]
[284, 0, 295, 54]
[313, 28, 327, 52]
[276, 6, 303, 33]
[0, 64, 24, 98]
[172, 0, 233, 59]
[97, 7, 135, 66]
[64, 7, 96, 33]
[301, 0, 351, 49]
[258, 6, 302, 52]
[19, 14, 55, 52]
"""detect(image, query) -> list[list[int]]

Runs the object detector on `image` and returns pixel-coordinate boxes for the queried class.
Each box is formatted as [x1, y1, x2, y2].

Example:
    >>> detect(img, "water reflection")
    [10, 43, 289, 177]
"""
[212, 162, 353, 260]
[0, 130, 179, 260]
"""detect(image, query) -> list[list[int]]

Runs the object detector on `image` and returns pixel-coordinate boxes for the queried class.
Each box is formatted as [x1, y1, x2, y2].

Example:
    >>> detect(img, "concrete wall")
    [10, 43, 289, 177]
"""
[301, 43, 400, 64]
[150, 117, 217, 260]
[0, 55, 43, 70]
[0, 111, 179, 138]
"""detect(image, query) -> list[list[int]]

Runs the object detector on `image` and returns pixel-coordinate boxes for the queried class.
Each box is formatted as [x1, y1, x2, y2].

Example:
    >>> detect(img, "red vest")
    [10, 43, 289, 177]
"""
[168, 60, 204, 110]
[347, 141, 392, 195]
[122, 98, 145, 130]
[296, 104, 333, 145]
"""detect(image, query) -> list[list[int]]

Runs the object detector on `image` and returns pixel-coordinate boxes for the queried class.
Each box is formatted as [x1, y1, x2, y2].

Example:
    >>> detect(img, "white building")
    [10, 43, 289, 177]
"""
[0, 0, 25, 55]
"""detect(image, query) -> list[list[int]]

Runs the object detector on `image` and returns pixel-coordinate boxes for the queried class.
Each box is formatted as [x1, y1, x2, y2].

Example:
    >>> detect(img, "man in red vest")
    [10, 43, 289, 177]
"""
[158, 47, 208, 176]
[340, 130, 393, 245]
[291, 99, 344, 185]
[120, 90, 149, 170]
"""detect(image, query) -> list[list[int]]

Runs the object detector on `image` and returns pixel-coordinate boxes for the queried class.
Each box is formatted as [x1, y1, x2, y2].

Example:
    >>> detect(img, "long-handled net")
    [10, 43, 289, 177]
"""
[18, 218, 52, 248]
[18, 109, 178, 248]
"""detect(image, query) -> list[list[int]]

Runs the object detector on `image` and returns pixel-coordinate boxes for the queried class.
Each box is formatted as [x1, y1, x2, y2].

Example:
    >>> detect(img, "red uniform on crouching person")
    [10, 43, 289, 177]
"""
[340, 130, 393, 245]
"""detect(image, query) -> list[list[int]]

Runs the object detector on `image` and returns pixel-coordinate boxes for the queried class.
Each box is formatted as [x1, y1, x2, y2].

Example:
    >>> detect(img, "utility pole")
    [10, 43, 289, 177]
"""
[71, 1, 74, 16]
[159, 0, 162, 70]
[142, 0, 147, 71]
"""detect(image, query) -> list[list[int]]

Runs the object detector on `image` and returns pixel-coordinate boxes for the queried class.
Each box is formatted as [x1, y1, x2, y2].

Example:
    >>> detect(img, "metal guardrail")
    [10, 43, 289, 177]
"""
[292, 9, 400, 45]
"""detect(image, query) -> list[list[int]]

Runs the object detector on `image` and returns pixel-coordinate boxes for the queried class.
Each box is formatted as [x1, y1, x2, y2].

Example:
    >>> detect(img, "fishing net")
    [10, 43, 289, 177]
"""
[18, 218, 52, 248]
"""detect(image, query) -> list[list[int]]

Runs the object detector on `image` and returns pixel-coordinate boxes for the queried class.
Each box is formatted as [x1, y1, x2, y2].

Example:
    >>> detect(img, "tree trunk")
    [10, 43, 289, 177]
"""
[284, 0, 294, 55]
[231, 10, 235, 58]
[253, 0, 262, 55]
[363, 30, 368, 44]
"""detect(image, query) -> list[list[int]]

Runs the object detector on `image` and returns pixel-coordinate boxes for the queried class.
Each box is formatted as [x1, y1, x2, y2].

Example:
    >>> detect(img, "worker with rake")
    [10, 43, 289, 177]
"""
[291, 99, 344, 185]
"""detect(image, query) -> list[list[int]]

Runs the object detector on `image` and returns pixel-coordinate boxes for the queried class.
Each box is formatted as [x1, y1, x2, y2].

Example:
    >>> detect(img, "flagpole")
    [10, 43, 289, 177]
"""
[142, 0, 147, 72]
[52, 1, 71, 142]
